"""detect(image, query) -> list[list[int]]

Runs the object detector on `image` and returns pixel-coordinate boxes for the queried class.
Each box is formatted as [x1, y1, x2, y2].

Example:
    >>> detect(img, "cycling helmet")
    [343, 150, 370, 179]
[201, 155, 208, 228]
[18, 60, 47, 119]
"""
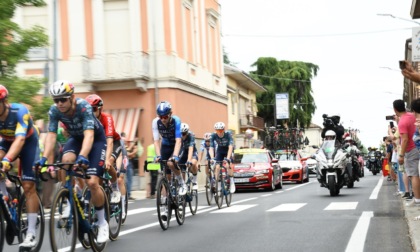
[214, 122, 225, 130]
[156, 101, 172, 116]
[0, 85, 8, 100]
[181, 123, 189, 133]
[345, 136, 352, 142]
[203, 133, 212, 140]
[49, 80, 74, 97]
[85, 94, 104, 107]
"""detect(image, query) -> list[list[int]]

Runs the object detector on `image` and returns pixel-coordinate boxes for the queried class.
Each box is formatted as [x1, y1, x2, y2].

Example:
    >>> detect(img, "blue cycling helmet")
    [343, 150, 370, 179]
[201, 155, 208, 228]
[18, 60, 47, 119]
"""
[156, 101, 172, 116]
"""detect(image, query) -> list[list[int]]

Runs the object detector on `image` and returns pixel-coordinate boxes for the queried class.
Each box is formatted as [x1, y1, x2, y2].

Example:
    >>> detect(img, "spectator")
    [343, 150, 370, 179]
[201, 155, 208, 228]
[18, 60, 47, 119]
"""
[402, 60, 420, 83]
[122, 132, 137, 200]
[146, 141, 159, 199]
[394, 99, 420, 208]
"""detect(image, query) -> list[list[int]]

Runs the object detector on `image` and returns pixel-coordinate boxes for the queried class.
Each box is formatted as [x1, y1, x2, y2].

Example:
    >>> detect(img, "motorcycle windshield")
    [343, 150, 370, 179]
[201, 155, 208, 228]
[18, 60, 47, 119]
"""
[321, 140, 335, 159]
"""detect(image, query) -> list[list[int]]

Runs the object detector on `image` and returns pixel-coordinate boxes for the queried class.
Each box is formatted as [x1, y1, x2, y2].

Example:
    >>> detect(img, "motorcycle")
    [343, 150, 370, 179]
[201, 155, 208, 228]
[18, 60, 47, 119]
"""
[312, 140, 349, 196]
[366, 150, 381, 175]
[344, 148, 361, 188]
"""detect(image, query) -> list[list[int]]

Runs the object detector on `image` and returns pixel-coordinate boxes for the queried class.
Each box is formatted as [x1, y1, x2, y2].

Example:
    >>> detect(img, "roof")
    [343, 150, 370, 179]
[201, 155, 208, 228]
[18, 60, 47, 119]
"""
[224, 64, 267, 93]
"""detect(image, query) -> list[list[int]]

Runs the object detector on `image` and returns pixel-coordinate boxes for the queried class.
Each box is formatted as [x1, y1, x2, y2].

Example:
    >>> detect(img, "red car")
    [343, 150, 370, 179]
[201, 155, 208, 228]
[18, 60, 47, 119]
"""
[275, 150, 309, 183]
[232, 148, 283, 191]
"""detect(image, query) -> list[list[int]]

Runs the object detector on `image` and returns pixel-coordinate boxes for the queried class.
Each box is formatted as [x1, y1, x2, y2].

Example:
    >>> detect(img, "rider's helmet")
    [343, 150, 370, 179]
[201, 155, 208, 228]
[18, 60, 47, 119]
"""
[344, 136, 352, 143]
[156, 101, 172, 116]
[325, 130, 336, 141]
[85, 94, 103, 107]
[0, 85, 8, 100]
[49, 80, 74, 97]
[214, 122, 225, 130]
[181, 123, 189, 134]
[203, 132, 212, 140]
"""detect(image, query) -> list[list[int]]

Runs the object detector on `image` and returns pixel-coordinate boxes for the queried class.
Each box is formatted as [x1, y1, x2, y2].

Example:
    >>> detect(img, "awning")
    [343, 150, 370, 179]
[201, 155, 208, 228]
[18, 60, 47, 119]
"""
[103, 108, 141, 142]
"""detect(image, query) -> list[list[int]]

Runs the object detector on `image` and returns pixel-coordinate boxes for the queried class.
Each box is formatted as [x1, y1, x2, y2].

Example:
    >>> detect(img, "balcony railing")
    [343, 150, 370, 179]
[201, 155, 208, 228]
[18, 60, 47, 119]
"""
[239, 114, 264, 129]
[82, 52, 149, 82]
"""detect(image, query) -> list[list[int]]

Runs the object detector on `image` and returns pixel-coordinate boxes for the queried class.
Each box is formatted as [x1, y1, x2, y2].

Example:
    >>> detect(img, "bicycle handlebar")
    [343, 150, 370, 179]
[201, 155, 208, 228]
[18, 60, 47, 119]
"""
[37, 162, 91, 180]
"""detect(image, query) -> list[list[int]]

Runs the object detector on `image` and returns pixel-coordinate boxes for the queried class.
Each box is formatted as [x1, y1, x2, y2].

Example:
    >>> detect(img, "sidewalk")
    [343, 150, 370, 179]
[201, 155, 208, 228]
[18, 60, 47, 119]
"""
[404, 197, 420, 252]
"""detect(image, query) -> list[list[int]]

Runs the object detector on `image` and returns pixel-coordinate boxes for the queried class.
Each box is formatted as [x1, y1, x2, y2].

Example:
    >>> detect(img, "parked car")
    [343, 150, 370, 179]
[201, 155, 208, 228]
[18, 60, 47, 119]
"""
[275, 150, 309, 183]
[232, 148, 283, 191]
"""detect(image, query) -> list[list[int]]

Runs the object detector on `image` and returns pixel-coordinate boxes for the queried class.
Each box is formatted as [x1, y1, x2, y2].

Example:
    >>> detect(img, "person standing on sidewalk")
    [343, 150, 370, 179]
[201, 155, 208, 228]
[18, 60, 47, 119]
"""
[146, 142, 159, 199]
[393, 99, 420, 208]
[123, 133, 137, 200]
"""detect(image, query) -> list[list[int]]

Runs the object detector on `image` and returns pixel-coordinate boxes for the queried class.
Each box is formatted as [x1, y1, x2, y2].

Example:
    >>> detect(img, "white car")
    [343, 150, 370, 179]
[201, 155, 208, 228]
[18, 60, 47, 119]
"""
[306, 158, 318, 174]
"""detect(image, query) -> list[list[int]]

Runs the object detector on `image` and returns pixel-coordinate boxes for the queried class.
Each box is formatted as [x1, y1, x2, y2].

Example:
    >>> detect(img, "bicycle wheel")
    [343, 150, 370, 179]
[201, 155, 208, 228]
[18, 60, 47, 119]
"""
[121, 184, 128, 225]
[225, 178, 232, 207]
[205, 175, 213, 205]
[87, 186, 109, 252]
[79, 187, 91, 249]
[188, 181, 198, 215]
[156, 178, 171, 230]
[17, 193, 45, 252]
[174, 181, 186, 225]
[49, 188, 78, 252]
[108, 189, 122, 241]
[215, 177, 224, 209]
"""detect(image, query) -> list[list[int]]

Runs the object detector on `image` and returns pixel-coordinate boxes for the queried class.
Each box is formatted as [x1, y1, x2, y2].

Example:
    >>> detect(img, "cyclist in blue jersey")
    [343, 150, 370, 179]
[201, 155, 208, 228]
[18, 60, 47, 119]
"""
[35, 80, 109, 243]
[152, 101, 187, 202]
[179, 123, 199, 190]
[209, 122, 236, 193]
[0, 85, 40, 248]
[198, 132, 214, 178]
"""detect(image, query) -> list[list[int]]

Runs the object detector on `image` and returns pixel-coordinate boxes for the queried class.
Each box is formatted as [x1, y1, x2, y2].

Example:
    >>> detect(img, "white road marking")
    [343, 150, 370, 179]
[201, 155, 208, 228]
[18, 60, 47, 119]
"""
[211, 204, 257, 213]
[324, 202, 358, 210]
[267, 203, 307, 212]
[369, 177, 384, 200]
[128, 207, 155, 215]
[261, 194, 272, 197]
[345, 211, 374, 252]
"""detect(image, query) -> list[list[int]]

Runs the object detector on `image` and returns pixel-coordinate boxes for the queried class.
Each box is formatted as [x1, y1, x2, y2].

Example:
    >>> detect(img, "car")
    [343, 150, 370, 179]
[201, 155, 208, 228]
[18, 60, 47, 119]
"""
[306, 158, 317, 174]
[232, 148, 283, 191]
[275, 150, 309, 183]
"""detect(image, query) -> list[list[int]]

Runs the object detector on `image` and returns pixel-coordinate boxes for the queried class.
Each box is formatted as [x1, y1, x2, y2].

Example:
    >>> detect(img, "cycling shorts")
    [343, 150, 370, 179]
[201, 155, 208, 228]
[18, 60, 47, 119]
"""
[111, 139, 122, 160]
[161, 145, 175, 175]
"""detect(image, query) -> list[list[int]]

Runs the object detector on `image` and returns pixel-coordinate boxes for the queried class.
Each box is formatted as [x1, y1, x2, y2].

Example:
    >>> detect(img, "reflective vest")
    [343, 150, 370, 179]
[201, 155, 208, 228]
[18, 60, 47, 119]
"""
[147, 144, 160, 170]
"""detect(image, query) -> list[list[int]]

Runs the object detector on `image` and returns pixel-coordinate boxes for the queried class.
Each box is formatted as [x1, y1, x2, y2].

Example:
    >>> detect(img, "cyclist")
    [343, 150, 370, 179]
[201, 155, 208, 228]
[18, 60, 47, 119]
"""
[85, 94, 125, 205]
[152, 101, 186, 204]
[179, 123, 198, 190]
[0, 85, 40, 248]
[198, 132, 214, 181]
[36, 80, 109, 243]
[209, 122, 236, 193]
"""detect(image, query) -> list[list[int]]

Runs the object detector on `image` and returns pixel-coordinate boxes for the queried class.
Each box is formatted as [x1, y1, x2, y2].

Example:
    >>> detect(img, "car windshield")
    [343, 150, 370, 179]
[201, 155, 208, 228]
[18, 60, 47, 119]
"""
[234, 153, 268, 163]
[278, 153, 297, 161]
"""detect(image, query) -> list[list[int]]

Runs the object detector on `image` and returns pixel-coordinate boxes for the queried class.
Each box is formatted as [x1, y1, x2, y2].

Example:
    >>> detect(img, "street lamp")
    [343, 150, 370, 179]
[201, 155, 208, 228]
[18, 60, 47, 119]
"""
[377, 13, 420, 25]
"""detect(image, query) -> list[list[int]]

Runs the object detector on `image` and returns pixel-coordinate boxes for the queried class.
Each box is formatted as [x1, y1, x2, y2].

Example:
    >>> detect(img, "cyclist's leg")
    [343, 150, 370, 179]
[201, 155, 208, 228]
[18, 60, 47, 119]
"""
[191, 151, 199, 185]
[179, 154, 188, 180]
[20, 133, 40, 246]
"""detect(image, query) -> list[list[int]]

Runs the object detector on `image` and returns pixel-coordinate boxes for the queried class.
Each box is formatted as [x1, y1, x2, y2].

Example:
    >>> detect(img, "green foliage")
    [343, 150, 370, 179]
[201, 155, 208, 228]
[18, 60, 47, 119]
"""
[0, 0, 50, 121]
[250, 57, 319, 128]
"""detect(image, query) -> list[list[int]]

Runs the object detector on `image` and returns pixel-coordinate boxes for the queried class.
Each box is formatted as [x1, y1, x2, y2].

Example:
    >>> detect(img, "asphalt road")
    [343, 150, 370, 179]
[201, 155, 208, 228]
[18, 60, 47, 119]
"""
[3, 168, 412, 252]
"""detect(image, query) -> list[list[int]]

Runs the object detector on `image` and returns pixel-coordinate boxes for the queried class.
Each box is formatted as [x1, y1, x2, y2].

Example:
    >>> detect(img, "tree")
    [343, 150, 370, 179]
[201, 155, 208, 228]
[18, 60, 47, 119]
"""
[0, 0, 51, 121]
[250, 57, 319, 128]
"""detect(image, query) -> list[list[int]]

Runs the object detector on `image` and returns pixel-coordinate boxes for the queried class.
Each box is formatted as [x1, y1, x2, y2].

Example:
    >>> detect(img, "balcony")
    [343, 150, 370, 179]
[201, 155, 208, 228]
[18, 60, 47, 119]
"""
[239, 114, 264, 130]
[82, 52, 149, 82]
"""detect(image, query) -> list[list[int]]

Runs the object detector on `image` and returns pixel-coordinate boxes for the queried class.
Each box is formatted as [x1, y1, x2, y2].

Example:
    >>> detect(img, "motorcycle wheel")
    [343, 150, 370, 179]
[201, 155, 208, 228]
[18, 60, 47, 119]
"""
[328, 175, 339, 196]
[347, 180, 354, 188]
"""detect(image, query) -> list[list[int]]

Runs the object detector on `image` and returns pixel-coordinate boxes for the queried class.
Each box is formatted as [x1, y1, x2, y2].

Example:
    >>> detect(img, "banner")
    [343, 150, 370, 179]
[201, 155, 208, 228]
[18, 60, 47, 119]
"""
[413, 27, 420, 62]
[275, 93, 289, 119]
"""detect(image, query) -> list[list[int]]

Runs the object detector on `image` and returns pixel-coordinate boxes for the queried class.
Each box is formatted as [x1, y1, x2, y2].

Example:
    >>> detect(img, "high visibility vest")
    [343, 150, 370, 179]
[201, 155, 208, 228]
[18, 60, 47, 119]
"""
[147, 144, 160, 170]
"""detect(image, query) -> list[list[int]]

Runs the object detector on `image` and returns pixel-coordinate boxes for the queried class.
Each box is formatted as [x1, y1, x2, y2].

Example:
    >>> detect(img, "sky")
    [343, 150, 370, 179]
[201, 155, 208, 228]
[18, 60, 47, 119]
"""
[220, 0, 414, 148]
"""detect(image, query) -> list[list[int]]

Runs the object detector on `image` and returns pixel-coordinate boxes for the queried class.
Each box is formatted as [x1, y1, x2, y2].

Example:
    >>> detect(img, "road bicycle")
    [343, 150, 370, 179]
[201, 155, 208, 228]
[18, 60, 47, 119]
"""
[179, 163, 198, 215]
[146, 160, 186, 230]
[0, 164, 45, 252]
[203, 162, 216, 206]
[43, 162, 110, 252]
[213, 161, 232, 209]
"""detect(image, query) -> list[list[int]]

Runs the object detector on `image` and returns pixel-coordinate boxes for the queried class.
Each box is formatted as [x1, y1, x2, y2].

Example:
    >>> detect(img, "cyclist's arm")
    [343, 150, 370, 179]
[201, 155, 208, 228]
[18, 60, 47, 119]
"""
[79, 129, 94, 158]
[43, 132, 57, 164]
[187, 146, 193, 161]
[173, 138, 181, 157]
[5, 136, 25, 161]
[197, 150, 203, 163]
[105, 137, 114, 167]
[209, 147, 214, 159]
[227, 145, 233, 161]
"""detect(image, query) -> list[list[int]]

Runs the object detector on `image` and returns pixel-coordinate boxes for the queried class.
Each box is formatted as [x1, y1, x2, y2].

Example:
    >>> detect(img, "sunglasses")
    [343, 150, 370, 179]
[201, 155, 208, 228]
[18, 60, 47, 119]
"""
[182, 132, 188, 136]
[53, 97, 70, 104]
[205, 140, 210, 143]
[159, 115, 169, 119]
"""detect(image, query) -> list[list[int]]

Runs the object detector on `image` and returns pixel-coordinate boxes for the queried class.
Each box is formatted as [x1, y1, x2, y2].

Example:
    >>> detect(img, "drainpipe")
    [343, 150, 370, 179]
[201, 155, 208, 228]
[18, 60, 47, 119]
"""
[152, 0, 159, 105]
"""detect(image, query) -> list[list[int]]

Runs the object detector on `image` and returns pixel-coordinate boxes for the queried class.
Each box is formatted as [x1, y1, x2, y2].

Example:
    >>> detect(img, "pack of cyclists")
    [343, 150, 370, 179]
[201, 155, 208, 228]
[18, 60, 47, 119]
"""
[0, 80, 235, 250]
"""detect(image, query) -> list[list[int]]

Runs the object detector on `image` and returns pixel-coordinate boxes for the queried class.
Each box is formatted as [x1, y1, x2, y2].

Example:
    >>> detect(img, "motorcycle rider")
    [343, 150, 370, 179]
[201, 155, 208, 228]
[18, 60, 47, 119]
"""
[344, 136, 361, 179]
[321, 114, 345, 143]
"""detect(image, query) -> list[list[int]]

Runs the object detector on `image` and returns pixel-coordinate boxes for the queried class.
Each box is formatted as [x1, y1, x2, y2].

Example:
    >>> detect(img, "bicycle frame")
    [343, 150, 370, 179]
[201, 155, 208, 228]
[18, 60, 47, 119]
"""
[0, 173, 22, 237]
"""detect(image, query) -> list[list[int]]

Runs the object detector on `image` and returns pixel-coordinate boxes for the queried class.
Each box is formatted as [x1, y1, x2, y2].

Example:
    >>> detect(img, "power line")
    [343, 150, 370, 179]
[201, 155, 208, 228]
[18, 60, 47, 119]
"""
[223, 27, 411, 38]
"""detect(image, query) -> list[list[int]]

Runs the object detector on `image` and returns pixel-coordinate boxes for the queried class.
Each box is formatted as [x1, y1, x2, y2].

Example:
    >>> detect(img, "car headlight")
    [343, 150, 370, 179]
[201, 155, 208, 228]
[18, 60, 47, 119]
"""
[255, 169, 269, 175]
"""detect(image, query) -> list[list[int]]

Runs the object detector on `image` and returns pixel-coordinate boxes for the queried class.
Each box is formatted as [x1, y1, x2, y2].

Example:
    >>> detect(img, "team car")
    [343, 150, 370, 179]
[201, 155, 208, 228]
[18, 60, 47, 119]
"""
[275, 150, 309, 183]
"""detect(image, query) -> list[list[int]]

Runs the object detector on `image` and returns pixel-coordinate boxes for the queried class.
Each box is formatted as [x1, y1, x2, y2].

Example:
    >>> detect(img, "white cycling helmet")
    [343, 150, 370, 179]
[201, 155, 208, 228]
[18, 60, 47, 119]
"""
[49, 80, 74, 97]
[203, 132, 212, 140]
[181, 123, 189, 133]
[214, 122, 225, 130]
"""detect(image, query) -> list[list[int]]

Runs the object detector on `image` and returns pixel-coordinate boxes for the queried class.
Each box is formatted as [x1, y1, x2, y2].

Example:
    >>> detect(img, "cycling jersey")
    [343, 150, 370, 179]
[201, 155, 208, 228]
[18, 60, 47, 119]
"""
[152, 116, 182, 146]
[48, 98, 106, 177]
[180, 131, 197, 156]
[0, 103, 38, 181]
[99, 112, 121, 140]
[210, 131, 234, 162]
[200, 140, 217, 160]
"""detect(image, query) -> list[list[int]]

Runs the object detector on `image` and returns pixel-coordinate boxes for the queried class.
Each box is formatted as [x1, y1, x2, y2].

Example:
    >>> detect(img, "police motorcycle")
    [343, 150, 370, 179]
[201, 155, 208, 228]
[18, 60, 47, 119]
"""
[343, 136, 361, 188]
[366, 147, 381, 175]
[312, 130, 349, 196]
